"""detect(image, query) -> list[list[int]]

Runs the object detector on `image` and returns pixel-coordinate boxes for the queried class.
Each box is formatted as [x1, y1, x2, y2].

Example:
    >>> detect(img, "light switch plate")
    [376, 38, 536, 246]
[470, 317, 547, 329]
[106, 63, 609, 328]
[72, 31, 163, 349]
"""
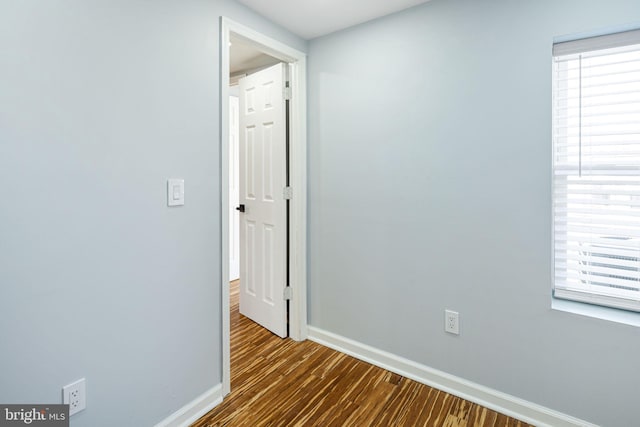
[167, 179, 184, 206]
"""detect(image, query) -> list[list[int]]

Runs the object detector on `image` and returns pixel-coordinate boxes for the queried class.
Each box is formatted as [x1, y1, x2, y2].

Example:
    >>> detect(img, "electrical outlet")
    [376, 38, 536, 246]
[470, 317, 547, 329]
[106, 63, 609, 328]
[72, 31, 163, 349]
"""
[62, 378, 86, 416]
[445, 310, 460, 335]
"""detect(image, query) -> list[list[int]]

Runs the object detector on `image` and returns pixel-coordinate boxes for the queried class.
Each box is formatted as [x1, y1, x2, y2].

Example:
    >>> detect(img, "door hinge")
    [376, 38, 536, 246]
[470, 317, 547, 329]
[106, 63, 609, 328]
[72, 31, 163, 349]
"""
[283, 83, 291, 100]
[283, 186, 293, 200]
[283, 287, 293, 300]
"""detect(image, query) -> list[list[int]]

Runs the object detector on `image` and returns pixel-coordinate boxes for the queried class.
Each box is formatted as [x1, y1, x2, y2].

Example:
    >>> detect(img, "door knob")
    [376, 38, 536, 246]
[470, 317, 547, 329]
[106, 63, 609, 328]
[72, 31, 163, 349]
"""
[236, 204, 245, 213]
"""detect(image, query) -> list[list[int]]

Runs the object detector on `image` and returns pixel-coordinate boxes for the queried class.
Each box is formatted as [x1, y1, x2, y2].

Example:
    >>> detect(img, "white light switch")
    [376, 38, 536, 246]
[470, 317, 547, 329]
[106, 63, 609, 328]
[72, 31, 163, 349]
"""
[167, 179, 184, 206]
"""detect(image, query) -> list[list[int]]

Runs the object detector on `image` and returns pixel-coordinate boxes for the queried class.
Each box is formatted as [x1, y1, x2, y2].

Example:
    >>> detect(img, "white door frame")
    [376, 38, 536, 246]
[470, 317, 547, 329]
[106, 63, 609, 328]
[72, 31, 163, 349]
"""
[219, 16, 308, 396]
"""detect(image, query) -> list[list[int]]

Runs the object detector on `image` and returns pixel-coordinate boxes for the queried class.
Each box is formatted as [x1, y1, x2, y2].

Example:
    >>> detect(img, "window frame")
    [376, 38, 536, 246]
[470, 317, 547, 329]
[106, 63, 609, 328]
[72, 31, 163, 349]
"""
[552, 29, 640, 312]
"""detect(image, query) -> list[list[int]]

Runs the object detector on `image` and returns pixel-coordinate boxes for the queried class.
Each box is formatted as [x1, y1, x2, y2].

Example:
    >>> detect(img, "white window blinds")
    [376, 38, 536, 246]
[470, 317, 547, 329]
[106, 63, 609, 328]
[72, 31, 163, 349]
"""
[553, 29, 640, 311]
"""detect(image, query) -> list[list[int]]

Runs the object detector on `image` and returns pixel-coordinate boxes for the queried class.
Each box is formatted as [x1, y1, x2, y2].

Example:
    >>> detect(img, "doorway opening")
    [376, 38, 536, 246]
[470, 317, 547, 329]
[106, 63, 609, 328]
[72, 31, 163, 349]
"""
[220, 17, 308, 397]
[233, 60, 289, 337]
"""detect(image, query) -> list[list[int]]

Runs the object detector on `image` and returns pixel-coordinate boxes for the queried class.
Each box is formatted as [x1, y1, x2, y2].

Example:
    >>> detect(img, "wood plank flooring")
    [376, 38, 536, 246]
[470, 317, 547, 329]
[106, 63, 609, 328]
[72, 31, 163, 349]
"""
[192, 281, 532, 427]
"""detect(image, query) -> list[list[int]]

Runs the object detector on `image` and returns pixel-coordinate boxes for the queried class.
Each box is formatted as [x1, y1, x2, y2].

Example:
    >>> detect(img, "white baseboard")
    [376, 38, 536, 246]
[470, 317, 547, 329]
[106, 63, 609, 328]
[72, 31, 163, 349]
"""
[308, 326, 596, 427]
[155, 384, 223, 427]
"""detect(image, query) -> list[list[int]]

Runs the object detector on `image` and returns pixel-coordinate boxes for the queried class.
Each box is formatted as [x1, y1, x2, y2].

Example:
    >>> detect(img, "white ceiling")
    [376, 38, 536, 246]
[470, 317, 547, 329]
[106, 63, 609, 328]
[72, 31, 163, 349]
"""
[230, 35, 280, 75]
[235, 0, 431, 40]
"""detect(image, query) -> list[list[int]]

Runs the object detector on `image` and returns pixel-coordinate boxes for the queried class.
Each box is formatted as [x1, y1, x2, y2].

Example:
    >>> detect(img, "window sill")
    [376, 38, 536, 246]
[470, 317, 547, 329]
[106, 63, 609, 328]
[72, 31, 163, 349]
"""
[552, 297, 640, 328]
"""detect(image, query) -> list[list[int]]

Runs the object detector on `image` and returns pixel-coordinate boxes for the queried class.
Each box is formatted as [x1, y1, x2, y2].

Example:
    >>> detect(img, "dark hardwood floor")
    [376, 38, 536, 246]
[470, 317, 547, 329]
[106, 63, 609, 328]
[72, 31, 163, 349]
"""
[192, 281, 532, 427]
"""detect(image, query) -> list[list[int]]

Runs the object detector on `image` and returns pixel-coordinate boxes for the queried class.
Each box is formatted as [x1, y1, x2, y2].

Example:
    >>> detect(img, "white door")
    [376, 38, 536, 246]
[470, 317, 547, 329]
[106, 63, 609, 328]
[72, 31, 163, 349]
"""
[238, 63, 288, 338]
[229, 95, 240, 281]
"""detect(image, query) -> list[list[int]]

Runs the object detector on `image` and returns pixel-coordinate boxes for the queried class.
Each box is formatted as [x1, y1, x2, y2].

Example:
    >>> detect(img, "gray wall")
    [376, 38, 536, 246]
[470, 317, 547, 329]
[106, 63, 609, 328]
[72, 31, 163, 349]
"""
[0, 1, 304, 426]
[307, 1, 640, 426]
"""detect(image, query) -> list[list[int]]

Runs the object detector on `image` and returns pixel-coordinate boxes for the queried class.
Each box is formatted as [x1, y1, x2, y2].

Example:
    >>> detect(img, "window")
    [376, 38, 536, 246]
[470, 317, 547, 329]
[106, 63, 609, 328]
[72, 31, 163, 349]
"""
[553, 30, 640, 311]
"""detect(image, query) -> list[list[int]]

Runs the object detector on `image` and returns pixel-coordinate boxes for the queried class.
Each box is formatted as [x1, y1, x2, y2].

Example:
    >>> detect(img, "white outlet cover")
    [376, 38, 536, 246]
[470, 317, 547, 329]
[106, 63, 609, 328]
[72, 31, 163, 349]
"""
[63, 378, 86, 416]
[445, 309, 460, 335]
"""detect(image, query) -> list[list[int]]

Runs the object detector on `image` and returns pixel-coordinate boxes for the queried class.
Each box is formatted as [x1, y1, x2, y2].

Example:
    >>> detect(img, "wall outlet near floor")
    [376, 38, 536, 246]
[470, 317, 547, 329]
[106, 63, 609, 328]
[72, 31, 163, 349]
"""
[62, 378, 86, 416]
[445, 310, 460, 335]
